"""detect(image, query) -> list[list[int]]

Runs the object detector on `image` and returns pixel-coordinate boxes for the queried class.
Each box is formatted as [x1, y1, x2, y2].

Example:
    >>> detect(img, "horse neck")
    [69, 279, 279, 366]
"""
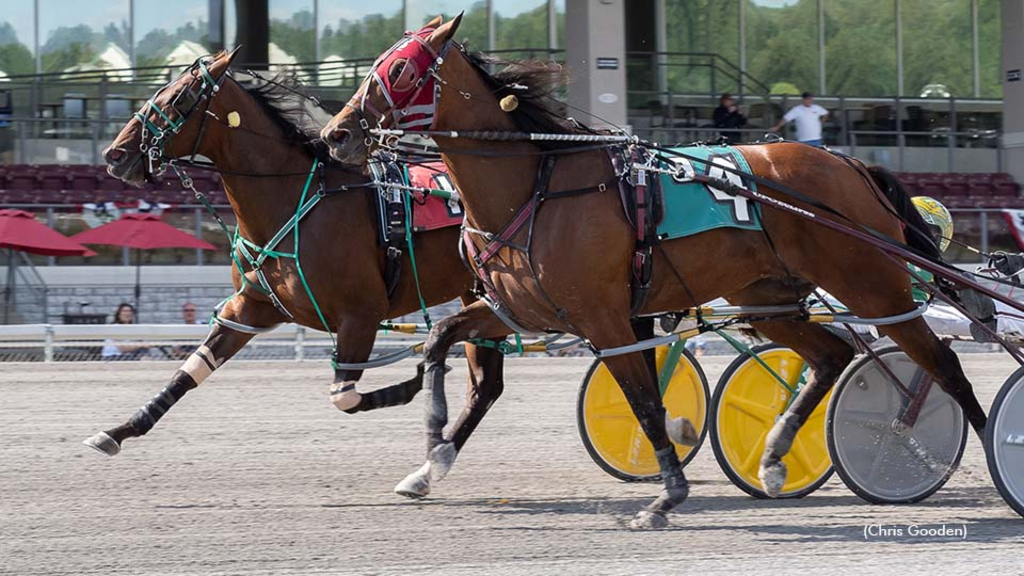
[197, 86, 319, 245]
[430, 55, 539, 233]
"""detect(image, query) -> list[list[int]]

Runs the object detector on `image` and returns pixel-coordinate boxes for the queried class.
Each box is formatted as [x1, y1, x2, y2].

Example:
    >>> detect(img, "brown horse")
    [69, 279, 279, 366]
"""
[321, 16, 987, 528]
[83, 50, 507, 492]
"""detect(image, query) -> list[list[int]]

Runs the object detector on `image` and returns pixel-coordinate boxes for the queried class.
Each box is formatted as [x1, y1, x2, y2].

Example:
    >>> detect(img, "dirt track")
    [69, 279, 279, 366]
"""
[1, 355, 1022, 575]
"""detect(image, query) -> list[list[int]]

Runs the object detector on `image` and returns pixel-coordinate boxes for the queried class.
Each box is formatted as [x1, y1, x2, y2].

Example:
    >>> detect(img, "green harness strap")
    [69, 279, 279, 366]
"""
[714, 327, 798, 395]
[401, 164, 433, 329]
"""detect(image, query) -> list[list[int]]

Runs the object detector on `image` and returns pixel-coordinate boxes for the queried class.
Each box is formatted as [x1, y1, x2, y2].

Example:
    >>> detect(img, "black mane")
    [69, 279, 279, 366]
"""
[464, 52, 602, 149]
[233, 71, 335, 161]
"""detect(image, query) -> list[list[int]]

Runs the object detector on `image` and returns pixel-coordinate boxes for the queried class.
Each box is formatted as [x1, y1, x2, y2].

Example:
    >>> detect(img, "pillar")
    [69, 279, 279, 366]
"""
[565, 0, 628, 130]
[1003, 0, 1024, 182]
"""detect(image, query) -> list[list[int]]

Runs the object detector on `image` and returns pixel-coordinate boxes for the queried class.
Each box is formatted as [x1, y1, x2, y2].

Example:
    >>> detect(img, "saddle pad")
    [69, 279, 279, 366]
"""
[407, 162, 464, 232]
[655, 145, 762, 241]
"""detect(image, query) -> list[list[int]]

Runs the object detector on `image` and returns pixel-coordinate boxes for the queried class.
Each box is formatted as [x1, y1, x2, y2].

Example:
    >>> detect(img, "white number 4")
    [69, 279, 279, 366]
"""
[432, 173, 462, 215]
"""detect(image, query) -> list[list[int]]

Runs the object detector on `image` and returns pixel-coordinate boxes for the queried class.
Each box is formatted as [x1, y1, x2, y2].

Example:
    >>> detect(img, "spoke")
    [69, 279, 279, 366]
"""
[915, 395, 956, 424]
[740, 429, 770, 476]
[898, 434, 948, 474]
[866, 434, 895, 485]
[841, 416, 891, 433]
[788, 435, 816, 475]
[725, 396, 779, 425]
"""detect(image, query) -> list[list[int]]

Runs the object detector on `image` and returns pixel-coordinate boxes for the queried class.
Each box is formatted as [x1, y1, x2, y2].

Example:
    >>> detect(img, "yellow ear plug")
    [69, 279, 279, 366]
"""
[227, 111, 241, 127]
[499, 95, 519, 112]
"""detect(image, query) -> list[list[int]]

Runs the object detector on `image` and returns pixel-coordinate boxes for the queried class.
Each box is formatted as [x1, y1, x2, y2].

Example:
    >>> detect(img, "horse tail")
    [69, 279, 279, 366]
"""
[864, 165, 943, 261]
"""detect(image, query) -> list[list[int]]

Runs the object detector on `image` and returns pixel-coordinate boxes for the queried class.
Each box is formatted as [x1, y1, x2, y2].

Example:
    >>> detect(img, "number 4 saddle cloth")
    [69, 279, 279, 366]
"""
[406, 161, 464, 232]
[655, 145, 763, 240]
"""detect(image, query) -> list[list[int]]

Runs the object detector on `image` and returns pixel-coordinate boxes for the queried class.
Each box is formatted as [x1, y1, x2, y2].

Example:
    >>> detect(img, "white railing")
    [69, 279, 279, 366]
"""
[0, 323, 421, 362]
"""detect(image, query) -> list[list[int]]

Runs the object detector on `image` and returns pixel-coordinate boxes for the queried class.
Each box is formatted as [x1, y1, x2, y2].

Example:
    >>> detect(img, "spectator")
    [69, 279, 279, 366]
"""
[182, 302, 202, 324]
[101, 303, 149, 360]
[771, 92, 828, 146]
[713, 93, 747, 143]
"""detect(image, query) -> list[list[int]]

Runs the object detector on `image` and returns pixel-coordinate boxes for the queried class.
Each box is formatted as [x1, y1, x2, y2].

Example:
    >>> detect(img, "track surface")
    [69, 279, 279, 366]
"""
[2, 356, 1022, 575]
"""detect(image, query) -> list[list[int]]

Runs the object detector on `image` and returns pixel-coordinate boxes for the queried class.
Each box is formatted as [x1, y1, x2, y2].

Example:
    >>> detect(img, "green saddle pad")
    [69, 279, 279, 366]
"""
[656, 145, 762, 241]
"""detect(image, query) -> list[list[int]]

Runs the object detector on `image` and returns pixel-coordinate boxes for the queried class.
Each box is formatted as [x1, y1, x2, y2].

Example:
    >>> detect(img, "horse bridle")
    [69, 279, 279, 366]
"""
[344, 26, 454, 146]
[134, 58, 226, 176]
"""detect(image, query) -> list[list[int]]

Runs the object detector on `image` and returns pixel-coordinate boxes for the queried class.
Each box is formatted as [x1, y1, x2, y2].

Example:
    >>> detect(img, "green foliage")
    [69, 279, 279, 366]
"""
[664, 0, 1000, 98]
[271, 9, 315, 62]
[494, 3, 548, 50]
[0, 22, 33, 75]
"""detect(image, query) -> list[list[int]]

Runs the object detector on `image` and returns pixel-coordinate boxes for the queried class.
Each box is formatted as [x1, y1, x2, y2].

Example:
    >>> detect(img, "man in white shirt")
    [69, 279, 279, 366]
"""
[771, 92, 828, 146]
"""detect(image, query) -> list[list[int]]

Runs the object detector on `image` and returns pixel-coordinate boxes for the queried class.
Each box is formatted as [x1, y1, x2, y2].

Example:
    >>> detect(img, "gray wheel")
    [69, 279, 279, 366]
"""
[826, 346, 967, 504]
[985, 366, 1024, 518]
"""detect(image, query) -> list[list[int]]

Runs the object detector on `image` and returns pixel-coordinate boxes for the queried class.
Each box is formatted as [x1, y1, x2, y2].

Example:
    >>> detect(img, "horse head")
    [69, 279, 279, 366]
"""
[321, 14, 463, 164]
[103, 47, 240, 186]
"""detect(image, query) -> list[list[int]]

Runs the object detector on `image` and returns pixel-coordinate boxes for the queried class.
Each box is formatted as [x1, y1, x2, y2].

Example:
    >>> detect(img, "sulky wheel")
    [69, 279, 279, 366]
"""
[985, 365, 1024, 518]
[710, 343, 834, 499]
[826, 346, 967, 504]
[577, 343, 709, 481]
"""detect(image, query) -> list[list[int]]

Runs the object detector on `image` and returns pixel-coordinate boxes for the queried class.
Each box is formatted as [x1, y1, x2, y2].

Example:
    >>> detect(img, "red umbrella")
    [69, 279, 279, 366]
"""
[71, 213, 217, 317]
[1, 209, 96, 324]
[0, 209, 97, 256]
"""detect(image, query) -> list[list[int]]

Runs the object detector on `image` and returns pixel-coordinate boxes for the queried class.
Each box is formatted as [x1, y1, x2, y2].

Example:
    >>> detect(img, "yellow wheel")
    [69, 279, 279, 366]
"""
[710, 343, 833, 498]
[577, 344, 709, 481]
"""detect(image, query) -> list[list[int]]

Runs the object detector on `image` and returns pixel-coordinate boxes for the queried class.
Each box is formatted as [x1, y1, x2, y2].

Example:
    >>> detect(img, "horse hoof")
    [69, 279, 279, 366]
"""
[427, 442, 457, 482]
[394, 463, 431, 499]
[666, 415, 700, 447]
[83, 432, 120, 457]
[630, 510, 668, 530]
[758, 461, 788, 498]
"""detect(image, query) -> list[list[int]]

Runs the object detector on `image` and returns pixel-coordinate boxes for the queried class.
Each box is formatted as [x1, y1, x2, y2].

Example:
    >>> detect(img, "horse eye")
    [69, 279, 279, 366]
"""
[388, 59, 407, 84]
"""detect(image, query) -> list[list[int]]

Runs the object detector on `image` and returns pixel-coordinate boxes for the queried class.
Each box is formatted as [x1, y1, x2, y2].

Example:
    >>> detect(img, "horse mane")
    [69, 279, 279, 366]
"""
[463, 51, 603, 149]
[232, 71, 336, 161]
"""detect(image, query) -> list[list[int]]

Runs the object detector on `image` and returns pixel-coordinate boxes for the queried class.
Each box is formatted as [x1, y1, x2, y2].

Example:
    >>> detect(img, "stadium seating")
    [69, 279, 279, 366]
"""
[0, 164, 232, 208]
[897, 172, 1022, 208]
[0, 164, 1019, 211]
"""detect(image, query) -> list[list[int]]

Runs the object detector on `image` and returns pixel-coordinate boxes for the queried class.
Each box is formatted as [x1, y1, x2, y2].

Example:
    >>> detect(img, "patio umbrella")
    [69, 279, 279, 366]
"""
[0, 209, 97, 323]
[71, 213, 216, 317]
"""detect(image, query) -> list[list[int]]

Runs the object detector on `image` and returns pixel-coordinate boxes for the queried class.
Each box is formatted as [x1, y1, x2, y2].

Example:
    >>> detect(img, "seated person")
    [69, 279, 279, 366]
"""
[101, 303, 150, 361]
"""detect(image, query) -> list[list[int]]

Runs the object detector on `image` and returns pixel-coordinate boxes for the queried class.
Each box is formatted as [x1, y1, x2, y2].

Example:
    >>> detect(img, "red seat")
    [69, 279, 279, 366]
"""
[916, 178, 948, 198]
[6, 167, 37, 190]
[995, 182, 1020, 197]
[69, 173, 99, 191]
[62, 190, 99, 204]
[4, 190, 36, 203]
[38, 171, 69, 191]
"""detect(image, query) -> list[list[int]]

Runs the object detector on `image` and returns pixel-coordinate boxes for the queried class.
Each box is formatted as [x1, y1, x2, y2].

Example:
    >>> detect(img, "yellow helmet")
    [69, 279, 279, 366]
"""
[912, 196, 953, 252]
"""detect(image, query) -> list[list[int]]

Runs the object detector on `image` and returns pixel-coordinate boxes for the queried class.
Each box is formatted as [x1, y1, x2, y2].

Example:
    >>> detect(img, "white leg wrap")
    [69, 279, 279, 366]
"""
[180, 345, 220, 386]
[329, 381, 362, 411]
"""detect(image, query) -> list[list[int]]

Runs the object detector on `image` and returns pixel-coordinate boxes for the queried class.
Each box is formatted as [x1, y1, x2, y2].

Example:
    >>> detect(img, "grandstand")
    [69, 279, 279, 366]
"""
[2, 0, 1023, 325]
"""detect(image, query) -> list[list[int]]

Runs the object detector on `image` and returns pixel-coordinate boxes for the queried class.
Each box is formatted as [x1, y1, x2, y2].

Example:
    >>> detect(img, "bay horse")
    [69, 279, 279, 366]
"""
[84, 49, 507, 491]
[321, 16, 988, 529]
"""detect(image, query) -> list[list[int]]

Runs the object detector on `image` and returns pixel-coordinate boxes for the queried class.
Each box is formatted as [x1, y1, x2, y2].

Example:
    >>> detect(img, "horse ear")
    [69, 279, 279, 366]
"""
[424, 15, 443, 29]
[225, 45, 243, 66]
[428, 12, 463, 47]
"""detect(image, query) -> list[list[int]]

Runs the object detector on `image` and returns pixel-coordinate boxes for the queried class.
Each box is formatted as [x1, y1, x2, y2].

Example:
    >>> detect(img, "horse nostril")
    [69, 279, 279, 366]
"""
[104, 147, 125, 164]
[329, 128, 351, 147]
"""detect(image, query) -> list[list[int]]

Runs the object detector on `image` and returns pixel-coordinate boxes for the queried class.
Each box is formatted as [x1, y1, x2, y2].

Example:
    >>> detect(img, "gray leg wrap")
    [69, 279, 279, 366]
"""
[128, 371, 197, 435]
[423, 363, 451, 452]
[763, 411, 802, 462]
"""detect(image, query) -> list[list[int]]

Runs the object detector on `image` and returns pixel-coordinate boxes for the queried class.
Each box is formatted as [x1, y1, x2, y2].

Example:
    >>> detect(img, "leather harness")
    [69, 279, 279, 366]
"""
[461, 146, 660, 332]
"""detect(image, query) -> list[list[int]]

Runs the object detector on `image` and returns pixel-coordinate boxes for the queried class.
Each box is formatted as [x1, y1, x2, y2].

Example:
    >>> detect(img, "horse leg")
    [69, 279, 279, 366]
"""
[328, 316, 397, 413]
[585, 320, 690, 529]
[877, 318, 987, 436]
[396, 300, 512, 498]
[743, 320, 855, 497]
[83, 322, 255, 456]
